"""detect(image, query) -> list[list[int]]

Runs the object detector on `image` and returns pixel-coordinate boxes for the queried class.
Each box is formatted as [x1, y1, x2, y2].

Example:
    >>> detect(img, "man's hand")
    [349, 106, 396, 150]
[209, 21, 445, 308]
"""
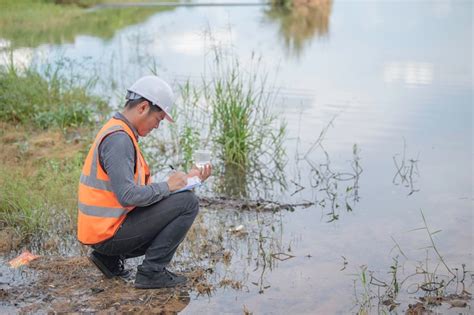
[188, 164, 212, 182]
[167, 171, 187, 192]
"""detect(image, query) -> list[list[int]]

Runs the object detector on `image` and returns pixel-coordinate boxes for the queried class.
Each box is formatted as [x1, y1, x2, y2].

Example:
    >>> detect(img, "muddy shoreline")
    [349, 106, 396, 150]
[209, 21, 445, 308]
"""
[0, 197, 300, 314]
[2, 201, 472, 315]
[1, 256, 207, 314]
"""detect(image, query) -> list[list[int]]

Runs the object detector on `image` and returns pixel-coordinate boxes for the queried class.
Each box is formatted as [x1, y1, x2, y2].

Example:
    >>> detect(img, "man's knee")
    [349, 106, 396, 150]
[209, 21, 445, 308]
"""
[181, 191, 199, 214]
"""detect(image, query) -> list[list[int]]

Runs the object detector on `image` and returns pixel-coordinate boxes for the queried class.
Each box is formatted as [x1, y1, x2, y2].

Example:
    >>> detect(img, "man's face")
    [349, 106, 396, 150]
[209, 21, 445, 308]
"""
[136, 104, 167, 137]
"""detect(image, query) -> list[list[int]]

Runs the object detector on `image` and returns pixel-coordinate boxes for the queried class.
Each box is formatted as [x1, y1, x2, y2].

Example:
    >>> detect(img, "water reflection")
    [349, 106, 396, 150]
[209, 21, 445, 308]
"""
[212, 159, 288, 200]
[215, 164, 250, 198]
[0, 6, 175, 48]
[392, 140, 420, 196]
[174, 206, 288, 298]
[265, 0, 333, 57]
[384, 61, 434, 86]
[294, 117, 362, 222]
[308, 144, 362, 222]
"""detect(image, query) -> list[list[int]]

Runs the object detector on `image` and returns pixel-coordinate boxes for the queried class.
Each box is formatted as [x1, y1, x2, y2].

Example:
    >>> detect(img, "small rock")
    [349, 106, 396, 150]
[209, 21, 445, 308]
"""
[91, 287, 104, 294]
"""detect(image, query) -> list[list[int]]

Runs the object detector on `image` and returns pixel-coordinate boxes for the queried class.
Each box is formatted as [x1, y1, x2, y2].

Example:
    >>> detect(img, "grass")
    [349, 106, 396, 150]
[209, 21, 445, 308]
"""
[0, 119, 90, 239]
[0, 153, 85, 238]
[44, 0, 102, 7]
[0, 0, 175, 48]
[207, 52, 286, 172]
[142, 46, 287, 199]
[50, 0, 164, 6]
[211, 65, 253, 168]
[0, 25, 287, 244]
[172, 80, 210, 171]
[206, 53, 287, 198]
[0, 60, 108, 130]
[141, 78, 212, 173]
[0, 58, 105, 240]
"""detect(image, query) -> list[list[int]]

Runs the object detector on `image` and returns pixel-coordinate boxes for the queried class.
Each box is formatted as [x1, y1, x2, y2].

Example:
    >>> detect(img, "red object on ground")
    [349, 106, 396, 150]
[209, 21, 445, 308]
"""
[8, 250, 39, 268]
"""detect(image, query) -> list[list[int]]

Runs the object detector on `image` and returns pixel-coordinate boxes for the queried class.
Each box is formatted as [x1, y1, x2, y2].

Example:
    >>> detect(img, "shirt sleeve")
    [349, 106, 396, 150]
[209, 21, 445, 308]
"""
[98, 131, 170, 208]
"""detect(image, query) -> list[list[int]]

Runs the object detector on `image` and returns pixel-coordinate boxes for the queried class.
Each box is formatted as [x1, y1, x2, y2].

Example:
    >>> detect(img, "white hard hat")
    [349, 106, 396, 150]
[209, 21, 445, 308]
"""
[126, 75, 175, 122]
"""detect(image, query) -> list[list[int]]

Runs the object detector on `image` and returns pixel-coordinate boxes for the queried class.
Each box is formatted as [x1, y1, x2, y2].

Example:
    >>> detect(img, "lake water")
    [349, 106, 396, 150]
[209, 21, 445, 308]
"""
[1, 0, 472, 313]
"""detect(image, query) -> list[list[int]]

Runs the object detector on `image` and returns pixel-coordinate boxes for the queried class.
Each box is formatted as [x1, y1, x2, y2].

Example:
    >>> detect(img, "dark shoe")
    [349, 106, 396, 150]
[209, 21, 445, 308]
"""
[135, 267, 187, 289]
[89, 251, 133, 279]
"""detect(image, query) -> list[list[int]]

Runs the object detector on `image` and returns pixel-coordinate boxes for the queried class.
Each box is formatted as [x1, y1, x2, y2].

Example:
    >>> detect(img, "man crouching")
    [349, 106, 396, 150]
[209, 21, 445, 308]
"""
[77, 76, 211, 289]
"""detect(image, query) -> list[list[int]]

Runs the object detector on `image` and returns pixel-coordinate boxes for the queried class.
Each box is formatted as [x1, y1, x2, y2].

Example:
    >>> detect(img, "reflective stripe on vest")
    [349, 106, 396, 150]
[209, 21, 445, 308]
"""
[77, 118, 150, 245]
[78, 202, 127, 218]
[79, 173, 113, 191]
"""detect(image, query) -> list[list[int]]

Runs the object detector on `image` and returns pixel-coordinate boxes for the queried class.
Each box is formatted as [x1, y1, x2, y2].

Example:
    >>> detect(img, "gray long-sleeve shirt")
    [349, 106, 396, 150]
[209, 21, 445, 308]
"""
[98, 112, 170, 208]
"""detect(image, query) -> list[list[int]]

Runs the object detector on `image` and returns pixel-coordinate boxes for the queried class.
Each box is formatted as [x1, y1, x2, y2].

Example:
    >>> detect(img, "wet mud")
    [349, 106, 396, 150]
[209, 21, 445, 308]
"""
[1, 256, 209, 314]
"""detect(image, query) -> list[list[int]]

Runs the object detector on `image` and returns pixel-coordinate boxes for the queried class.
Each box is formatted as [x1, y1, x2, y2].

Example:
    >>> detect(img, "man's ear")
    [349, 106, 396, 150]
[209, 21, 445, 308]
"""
[137, 101, 149, 114]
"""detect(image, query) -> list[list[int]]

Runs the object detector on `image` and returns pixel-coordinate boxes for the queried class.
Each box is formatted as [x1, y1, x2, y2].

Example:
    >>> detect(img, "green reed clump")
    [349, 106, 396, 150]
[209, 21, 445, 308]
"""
[209, 57, 286, 171]
[174, 80, 207, 170]
[179, 125, 201, 170]
[142, 46, 286, 199]
[0, 60, 107, 130]
[211, 67, 251, 167]
[0, 153, 84, 238]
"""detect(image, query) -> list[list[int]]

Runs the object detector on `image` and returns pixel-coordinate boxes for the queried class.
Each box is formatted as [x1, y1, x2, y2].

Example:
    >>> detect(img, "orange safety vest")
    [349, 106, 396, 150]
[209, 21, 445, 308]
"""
[77, 117, 151, 245]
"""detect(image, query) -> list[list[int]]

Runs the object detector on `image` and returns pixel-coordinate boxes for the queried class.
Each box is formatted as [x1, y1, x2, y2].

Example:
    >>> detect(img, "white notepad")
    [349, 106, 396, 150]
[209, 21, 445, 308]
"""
[171, 176, 202, 194]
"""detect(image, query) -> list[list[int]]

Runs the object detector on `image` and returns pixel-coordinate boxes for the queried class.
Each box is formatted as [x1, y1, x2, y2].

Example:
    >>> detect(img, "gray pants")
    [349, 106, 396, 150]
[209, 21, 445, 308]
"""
[92, 191, 199, 272]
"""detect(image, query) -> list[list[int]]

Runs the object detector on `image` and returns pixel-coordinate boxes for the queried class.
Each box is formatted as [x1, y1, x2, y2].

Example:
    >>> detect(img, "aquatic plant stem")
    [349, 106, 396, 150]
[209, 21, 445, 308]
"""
[420, 209, 456, 277]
